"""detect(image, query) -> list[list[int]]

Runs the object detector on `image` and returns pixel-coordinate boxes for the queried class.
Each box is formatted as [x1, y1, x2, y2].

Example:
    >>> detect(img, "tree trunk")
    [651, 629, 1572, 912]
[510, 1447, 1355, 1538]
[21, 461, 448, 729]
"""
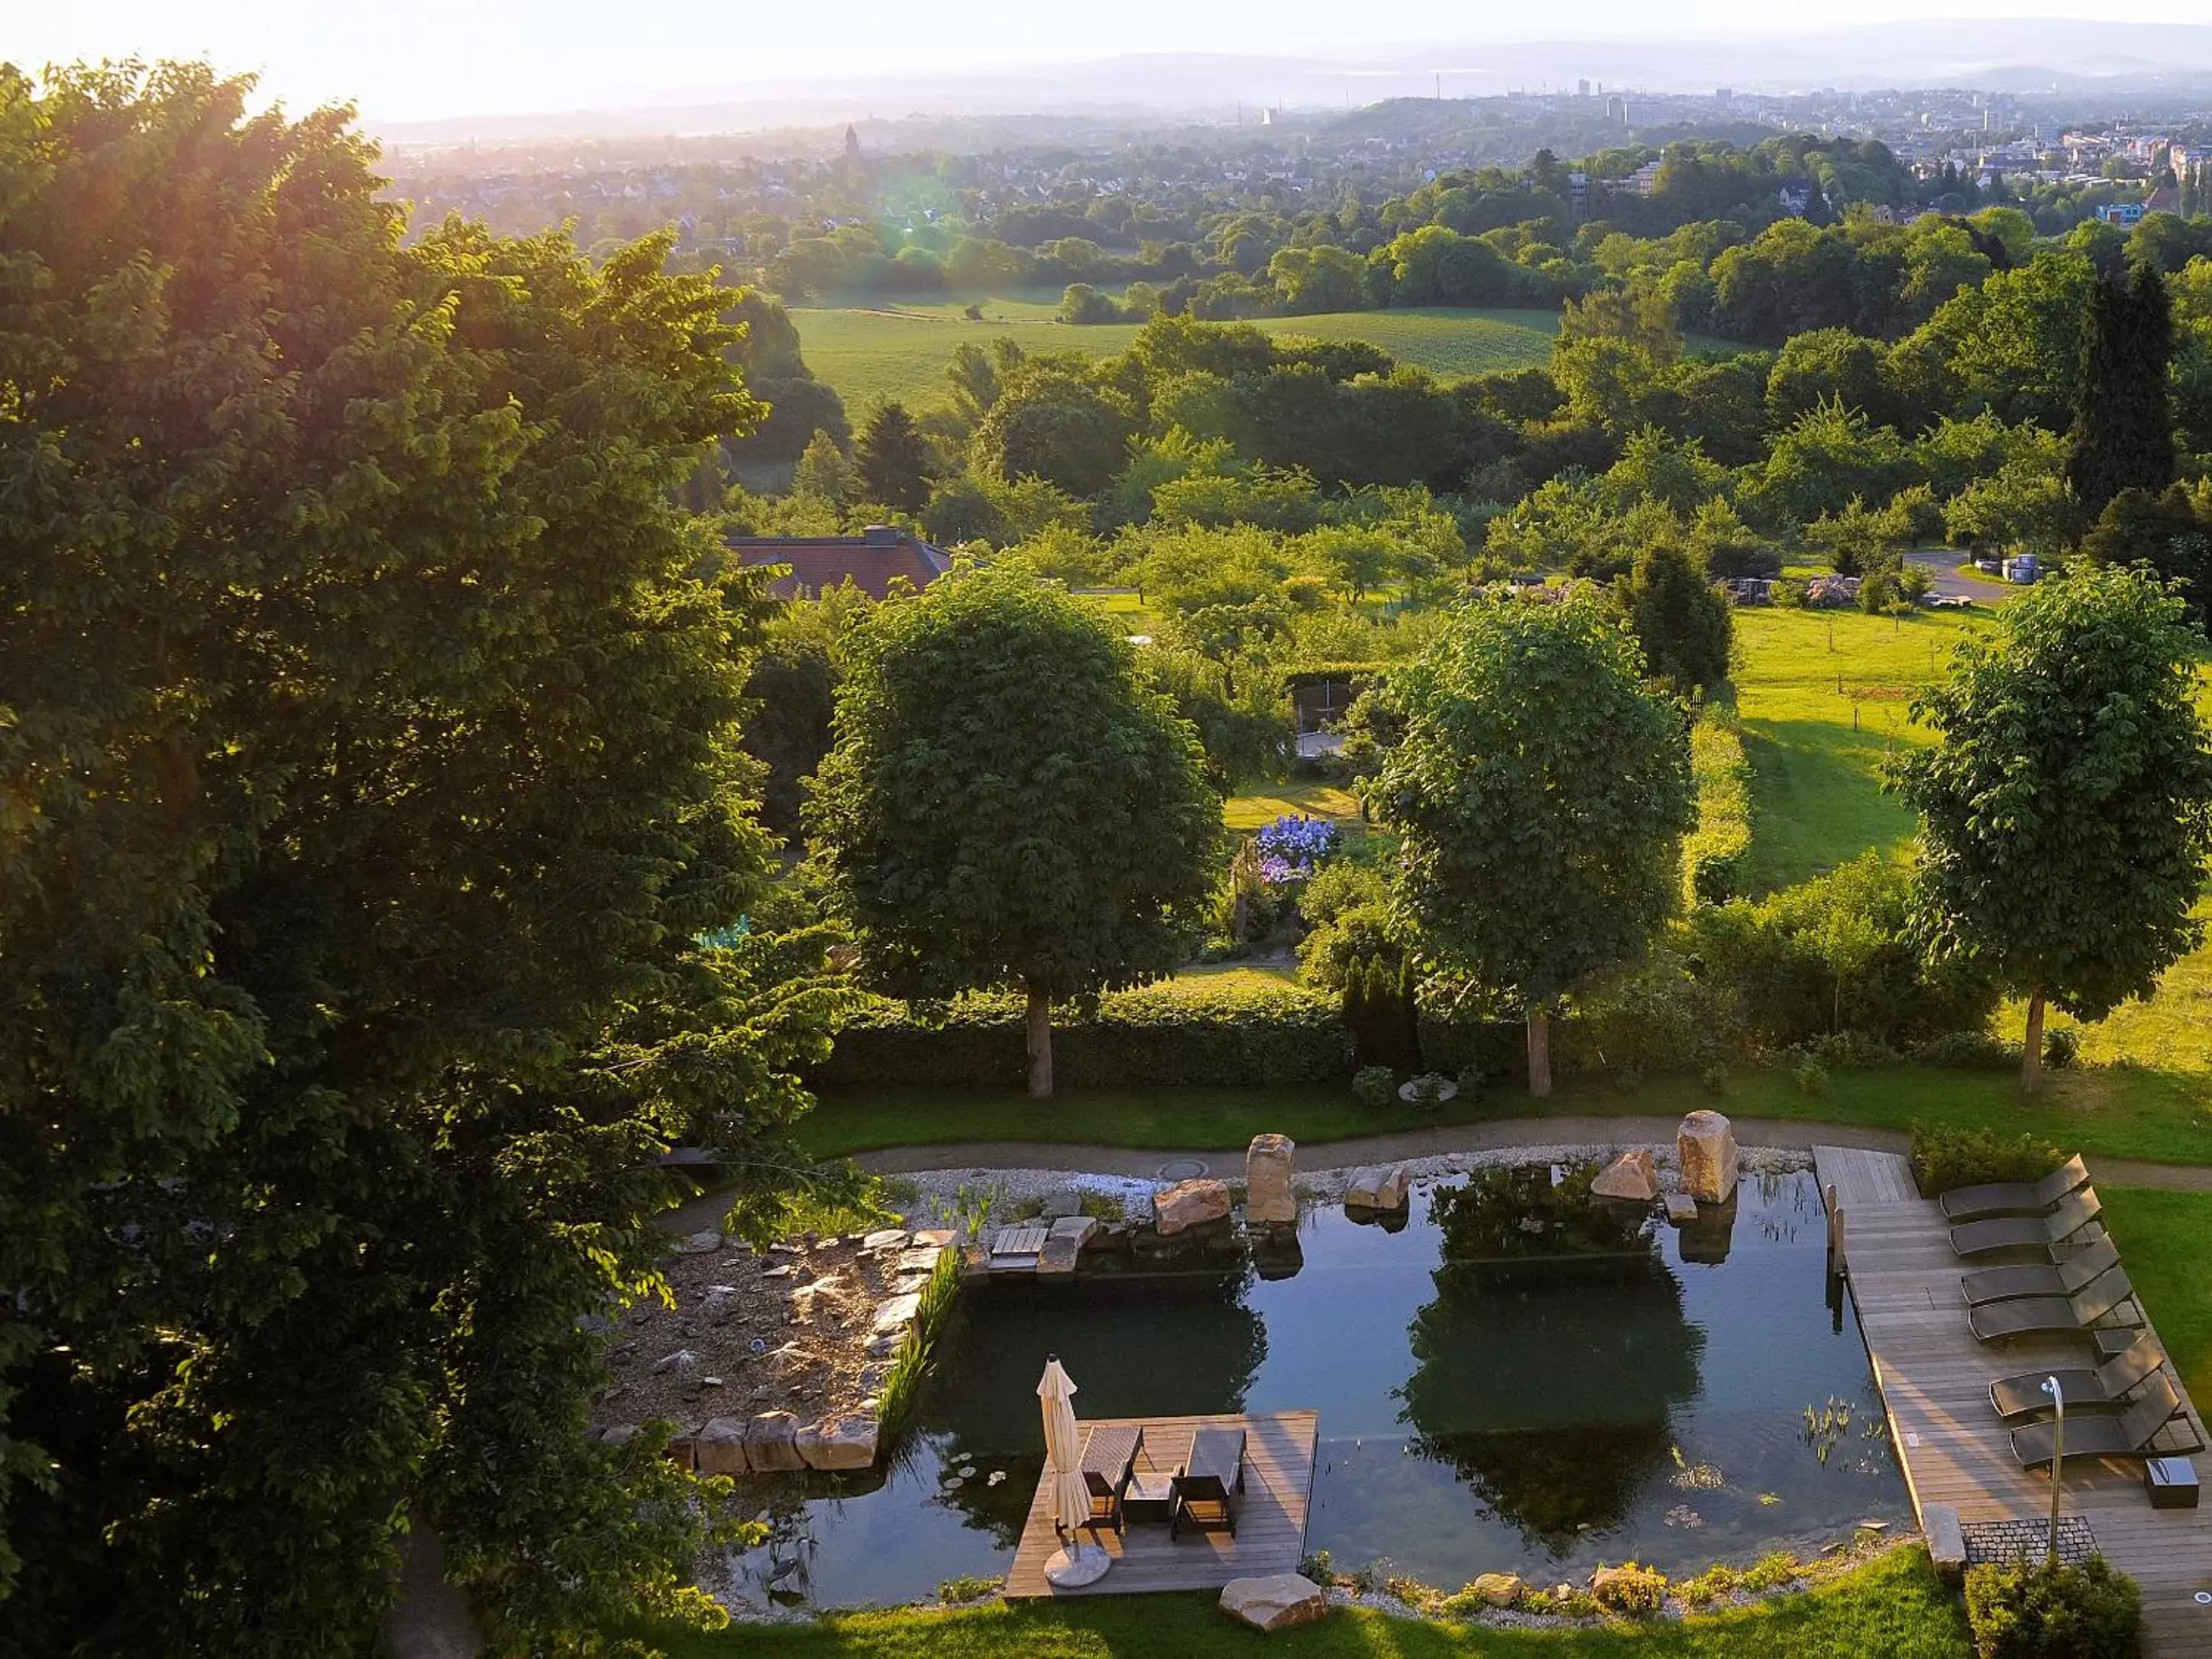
[2021, 986, 2045, 1096]
[1026, 982, 1054, 1101]
[1526, 1008, 1553, 1100]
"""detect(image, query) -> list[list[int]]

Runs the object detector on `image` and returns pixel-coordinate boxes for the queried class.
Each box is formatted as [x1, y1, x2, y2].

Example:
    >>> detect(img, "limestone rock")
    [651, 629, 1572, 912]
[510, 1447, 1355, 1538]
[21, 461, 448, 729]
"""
[1038, 1189, 1085, 1219]
[861, 1228, 910, 1253]
[1219, 1573, 1330, 1633]
[743, 1411, 805, 1473]
[864, 1328, 908, 1359]
[1036, 1234, 1082, 1276]
[597, 1422, 638, 1448]
[797, 1412, 879, 1470]
[1677, 1110, 1740, 1204]
[870, 1293, 921, 1335]
[1664, 1192, 1699, 1224]
[1153, 1178, 1232, 1236]
[652, 1347, 700, 1375]
[1246, 1133, 1298, 1225]
[959, 1241, 991, 1282]
[1376, 1166, 1408, 1209]
[891, 1270, 933, 1295]
[1048, 1214, 1099, 1249]
[693, 1416, 751, 1476]
[911, 1227, 958, 1249]
[894, 1245, 944, 1275]
[1591, 1149, 1660, 1202]
[681, 1229, 723, 1254]
[1346, 1166, 1409, 1211]
[1469, 1572, 1524, 1608]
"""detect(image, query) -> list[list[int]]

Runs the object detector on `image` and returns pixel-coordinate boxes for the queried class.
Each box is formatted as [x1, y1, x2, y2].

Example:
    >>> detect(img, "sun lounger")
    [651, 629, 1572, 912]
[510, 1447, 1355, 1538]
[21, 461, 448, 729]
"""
[2011, 1373, 2195, 1470]
[1962, 1238, 2120, 1306]
[1170, 1425, 1246, 1540]
[1990, 1334, 2168, 1423]
[1079, 1423, 1142, 1535]
[1969, 1265, 2136, 1343]
[1950, 1188, 2101, 1260]
[1939, 1153, 2091, 1223]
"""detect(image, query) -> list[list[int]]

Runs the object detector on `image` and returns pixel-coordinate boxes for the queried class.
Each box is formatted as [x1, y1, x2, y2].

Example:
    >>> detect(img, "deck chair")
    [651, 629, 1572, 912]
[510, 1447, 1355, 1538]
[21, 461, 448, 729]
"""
[1962, 1238, 2120, 1307]
[1990, 1334, 2168, 1423]
[1939, 1153, 2091, 1223]
[1969, 1265, 2136, 1344]
[1169, 1425, 1246, 1541]
[2010, 1372, 2197, 1470]
[1079, 1424, 1142, 1536]
[1950, 1188, 2101, 1261]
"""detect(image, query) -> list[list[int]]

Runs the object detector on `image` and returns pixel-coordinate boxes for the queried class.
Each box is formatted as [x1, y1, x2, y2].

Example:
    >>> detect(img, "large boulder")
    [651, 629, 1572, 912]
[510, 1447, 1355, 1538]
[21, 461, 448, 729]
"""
[1220, 1573, 1330, 1633]
[1591, 1149, 1660, 1202]
[743, 1411, 805, 1473]
[797, 1412, 880, 1470]
[1468, 1572, 1524, 1608]
[693, 1415, 751, 1476]
[1677, 1111, 1740, 1204]
[1246, 1133, 1298, 1225]
[1345, 1166, 1409, 1212]
[1153, 1178, 1232, 1236]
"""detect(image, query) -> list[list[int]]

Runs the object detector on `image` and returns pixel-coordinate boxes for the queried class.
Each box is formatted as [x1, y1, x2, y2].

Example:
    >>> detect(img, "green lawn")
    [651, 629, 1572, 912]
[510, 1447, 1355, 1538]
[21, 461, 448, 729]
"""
[655, 1545, 1966, 1658]
[1731, 607, 1988, 894]
[799, 1063, 2212, 1166]
[1224, 781, 1363, 831]
[791, 301, 1577, 409]
[2104, 1186, 2212, 1402]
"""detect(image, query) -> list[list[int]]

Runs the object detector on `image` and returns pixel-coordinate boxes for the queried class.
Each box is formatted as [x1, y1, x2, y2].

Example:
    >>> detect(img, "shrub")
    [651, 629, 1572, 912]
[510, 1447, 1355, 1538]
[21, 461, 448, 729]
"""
[1910, 1124, 2071, 1199]
[1561, 947, 1729, 1081]
[1407, 1072, 1447, 1112]
[1741, 1552, 1803, 1593]
[1964, 1555, 2142, 1659]
[1351, 1064, 1399, 1109]
[1297, 899, 1399, 991]
[811, 978, 1353, 1088]
[936, 1573, 1001, 1604]
[1454, 1064, 1486, 1102]
[1590, 1562, 1669, 1617]
[1914, 1030, 2015, 1069]
[2044, 1026, 2081, 1071]
[1297, 859, 1387, 929]
[1792, 1053, 1829, 1095]
[1297, 1548, 1334, 1586]
[1796, 1030, 1903, 1069]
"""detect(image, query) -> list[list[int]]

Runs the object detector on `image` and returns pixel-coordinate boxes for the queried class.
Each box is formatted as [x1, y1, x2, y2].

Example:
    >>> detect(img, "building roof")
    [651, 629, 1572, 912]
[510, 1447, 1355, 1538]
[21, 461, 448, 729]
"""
[728, 526, 952, 601]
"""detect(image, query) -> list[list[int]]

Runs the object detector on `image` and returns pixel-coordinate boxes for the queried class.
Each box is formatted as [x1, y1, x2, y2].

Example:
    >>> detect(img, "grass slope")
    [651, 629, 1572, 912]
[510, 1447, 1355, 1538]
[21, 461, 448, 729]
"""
[791, 299, 1572, 409]
[654, 1546, 1968, 1659]
[1731, 606, 1986, 893]
[2104, 1187, 2212, 1402]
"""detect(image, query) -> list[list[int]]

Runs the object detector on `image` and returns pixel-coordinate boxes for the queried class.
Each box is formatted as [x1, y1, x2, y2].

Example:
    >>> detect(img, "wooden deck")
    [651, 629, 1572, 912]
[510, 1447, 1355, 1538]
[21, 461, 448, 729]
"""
[1004, 1411, 1319, 1598]
[1816, 1146, 2212, 1658]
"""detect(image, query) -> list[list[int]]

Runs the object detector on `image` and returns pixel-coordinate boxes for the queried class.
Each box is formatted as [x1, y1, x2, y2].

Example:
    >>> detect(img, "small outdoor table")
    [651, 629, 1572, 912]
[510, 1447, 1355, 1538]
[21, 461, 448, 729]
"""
[2146, 1455, 2200, 1510]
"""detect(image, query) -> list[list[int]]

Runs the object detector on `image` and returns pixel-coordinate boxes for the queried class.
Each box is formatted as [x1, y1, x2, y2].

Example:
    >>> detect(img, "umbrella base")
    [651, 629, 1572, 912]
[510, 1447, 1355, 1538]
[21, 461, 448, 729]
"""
[1043, 1539, 1112, 1588]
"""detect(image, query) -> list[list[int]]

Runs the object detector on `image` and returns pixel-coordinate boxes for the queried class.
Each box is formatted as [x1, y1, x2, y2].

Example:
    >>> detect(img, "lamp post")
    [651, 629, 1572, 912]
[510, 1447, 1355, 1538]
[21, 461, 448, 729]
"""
[2042, 1375, 2065, 1565]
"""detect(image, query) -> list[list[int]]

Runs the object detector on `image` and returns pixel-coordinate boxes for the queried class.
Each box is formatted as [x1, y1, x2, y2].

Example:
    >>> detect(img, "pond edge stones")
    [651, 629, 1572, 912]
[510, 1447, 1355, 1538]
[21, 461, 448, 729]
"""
[1344, 1165, 1409, 1214]
[1153, 1177, 1233, 1235]
[1246, 1133, 1297, 1225]
[1677, 1110, 1741, 1203]
[1590, 1148, 1660, 1202]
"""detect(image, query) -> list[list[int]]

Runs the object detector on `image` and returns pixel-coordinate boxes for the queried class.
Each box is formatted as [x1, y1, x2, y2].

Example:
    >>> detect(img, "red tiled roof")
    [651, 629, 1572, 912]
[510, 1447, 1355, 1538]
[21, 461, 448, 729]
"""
[728, 529, 952, 601]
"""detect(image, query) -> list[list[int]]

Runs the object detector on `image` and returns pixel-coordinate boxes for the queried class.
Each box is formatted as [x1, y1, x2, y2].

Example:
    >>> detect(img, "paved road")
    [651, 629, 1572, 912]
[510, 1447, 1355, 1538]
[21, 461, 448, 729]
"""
[1906, 549, 2020, 603]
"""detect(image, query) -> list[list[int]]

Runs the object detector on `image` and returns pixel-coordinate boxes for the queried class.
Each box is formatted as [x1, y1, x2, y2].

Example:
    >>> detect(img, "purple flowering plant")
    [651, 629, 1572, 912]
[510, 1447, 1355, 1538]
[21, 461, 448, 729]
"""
[1253, 814, 1338, 884]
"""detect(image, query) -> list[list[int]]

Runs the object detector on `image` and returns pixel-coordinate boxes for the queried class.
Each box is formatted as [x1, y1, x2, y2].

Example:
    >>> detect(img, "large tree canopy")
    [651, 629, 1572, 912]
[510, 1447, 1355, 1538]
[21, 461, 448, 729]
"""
[807, 571, 1221, 1096]
[0, 62, 844, 1653]
[1891, 564, 2212, 1091]
[1372, 596, 1695, 1095]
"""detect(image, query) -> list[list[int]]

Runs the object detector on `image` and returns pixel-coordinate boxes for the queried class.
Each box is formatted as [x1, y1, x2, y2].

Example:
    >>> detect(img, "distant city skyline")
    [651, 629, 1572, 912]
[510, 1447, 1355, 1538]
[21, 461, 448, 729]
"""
[18, 5, 2212, 125]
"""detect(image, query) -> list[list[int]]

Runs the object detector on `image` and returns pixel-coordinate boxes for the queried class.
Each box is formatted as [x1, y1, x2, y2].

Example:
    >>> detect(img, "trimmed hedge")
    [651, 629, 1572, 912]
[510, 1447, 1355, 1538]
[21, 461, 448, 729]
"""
[1683, 703, 1753, 906]
[810, 978, 1354, 1089]
[810, 975, 1530, 1091]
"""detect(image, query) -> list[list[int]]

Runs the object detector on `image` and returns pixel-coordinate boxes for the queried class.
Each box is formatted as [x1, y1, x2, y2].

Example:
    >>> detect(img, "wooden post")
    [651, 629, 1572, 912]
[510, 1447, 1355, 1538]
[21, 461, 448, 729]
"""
[1824, 1182, 1846, 1282]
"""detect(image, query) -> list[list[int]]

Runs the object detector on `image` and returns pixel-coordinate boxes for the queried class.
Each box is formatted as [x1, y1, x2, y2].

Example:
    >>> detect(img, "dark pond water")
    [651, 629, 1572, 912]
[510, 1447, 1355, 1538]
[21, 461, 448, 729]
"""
[712, 1164, 1910, 1610]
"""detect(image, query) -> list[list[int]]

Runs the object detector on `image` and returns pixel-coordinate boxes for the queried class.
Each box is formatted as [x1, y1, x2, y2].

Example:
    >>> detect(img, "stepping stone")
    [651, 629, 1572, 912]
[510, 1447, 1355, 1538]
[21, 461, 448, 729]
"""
[869, 1294, 921, 1335]
[1664, 1193, 1700, 1224]
[894, 1245, 945, 1274]
[862, 1229, 910, 1253]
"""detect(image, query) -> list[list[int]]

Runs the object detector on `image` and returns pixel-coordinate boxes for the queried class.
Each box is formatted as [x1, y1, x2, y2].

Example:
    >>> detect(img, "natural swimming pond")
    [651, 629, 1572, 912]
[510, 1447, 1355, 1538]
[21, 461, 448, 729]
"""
[713, 1163, 1910, 1609]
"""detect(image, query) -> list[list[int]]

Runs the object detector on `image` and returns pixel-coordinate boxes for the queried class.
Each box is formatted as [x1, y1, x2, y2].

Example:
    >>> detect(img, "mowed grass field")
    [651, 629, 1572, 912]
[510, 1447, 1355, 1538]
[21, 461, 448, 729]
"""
[793, 298, 1573, 409]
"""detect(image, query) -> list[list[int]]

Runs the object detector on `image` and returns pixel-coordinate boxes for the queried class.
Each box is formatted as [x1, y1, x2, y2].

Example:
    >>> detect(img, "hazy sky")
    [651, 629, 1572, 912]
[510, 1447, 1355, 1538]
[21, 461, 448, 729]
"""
[17, 2, 2212, 123]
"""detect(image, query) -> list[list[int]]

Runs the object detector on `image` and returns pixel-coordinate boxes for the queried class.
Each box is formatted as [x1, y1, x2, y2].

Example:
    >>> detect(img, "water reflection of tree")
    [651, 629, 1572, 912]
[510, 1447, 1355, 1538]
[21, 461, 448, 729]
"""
[1399, 1164, 1706, 1554]
[917, 1265, 1267, 1541]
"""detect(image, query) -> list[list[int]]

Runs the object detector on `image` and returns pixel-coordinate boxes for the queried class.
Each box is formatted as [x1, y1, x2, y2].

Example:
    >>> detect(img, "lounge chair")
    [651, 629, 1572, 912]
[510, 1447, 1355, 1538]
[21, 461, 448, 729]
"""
[1079, 1423, 1142, 1535]
[1950, 1188, 2101, 1261]
[2011, 1373, 2196, 1470]
[1962, 1238, 2120, 1306]
[1169, 1425, 1246, 1540]
[1968, 1266, 2136, 1344]
[1989, 1334, 2168, 1423]
[1939, 1153, 2091, 1223]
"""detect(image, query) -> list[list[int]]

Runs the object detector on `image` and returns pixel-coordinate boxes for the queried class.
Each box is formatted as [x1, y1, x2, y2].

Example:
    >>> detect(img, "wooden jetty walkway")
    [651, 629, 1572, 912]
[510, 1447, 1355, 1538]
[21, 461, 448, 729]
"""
[1004, 1410, 1319, 1599]
[1816, 1146, 2212, 1658]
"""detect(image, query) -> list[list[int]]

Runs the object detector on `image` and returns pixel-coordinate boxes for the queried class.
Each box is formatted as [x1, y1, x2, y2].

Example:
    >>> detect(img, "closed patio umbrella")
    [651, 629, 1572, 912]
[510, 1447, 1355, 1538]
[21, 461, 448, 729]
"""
[1038, 1354, 1091, 1538]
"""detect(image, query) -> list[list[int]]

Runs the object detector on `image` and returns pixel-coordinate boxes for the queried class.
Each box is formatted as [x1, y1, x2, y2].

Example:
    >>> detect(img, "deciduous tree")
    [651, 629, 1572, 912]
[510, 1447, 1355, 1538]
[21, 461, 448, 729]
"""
[807, 573, 1221, 1097]
[1891, 565, 2212, 1092]
[1372, 597, 1695, 1095]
